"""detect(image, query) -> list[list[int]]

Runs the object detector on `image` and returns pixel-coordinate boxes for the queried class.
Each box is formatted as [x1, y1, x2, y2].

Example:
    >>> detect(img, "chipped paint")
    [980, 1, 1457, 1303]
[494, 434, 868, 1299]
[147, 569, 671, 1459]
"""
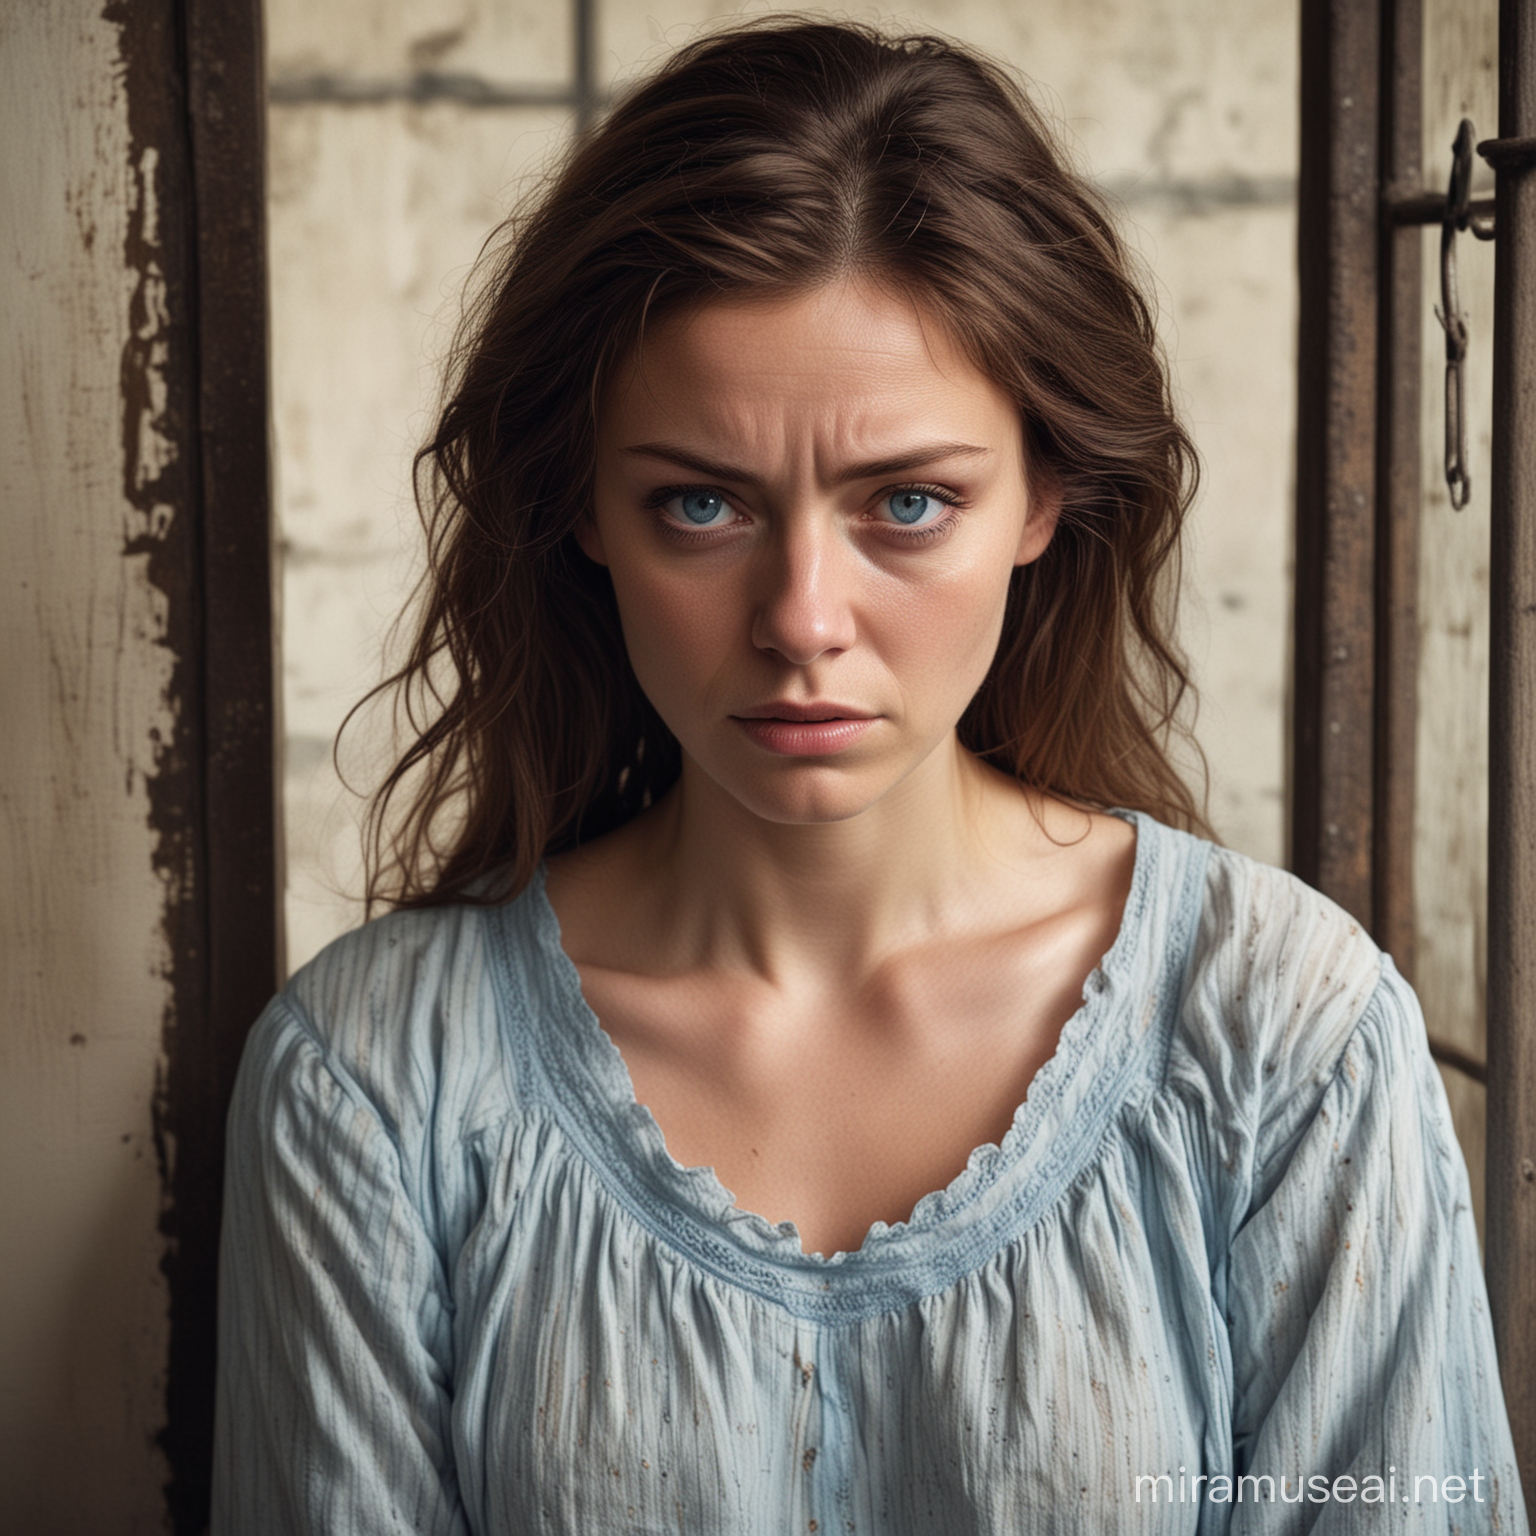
[0, 1, 185, 1529]
[7, 0, 274, 1530]
[110, 2, 281, 1531]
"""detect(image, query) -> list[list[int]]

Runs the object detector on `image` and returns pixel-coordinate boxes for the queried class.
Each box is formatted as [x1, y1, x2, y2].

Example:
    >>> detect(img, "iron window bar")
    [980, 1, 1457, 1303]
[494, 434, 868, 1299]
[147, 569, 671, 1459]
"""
[268, 0, 603, 133]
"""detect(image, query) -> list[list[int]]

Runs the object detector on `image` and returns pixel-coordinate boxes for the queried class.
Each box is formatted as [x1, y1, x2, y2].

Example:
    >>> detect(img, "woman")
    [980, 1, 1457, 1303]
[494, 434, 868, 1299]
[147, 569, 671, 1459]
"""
[213, 17, 1525, 1532]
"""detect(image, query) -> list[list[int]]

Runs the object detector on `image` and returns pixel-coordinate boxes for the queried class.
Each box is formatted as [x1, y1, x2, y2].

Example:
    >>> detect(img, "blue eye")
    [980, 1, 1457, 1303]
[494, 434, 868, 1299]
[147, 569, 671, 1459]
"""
[884, 490, 942, 526]
[667, 490, 731, 526]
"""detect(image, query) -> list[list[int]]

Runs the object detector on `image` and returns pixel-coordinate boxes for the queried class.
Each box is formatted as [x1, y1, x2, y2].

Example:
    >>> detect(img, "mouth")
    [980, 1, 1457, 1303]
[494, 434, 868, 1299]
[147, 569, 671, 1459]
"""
[730, 701, 877, 722]
[727, 706, 878, 757]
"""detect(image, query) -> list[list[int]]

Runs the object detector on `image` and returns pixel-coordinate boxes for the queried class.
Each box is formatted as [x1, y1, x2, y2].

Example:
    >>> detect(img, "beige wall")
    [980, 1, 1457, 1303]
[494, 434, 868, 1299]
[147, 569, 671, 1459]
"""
[0, 5, 175, 1530]
[268, 0, 1300, 971]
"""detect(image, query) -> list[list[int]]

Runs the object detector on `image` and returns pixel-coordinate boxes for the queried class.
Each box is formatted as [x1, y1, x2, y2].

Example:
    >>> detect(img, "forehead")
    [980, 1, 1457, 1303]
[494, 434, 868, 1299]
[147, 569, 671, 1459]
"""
[600, 279, 1016, 448]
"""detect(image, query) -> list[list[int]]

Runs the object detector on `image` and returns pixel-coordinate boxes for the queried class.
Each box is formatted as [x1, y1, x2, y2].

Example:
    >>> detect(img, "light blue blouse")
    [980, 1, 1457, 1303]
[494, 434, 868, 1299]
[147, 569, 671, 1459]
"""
[212, 813, 1527, 1533]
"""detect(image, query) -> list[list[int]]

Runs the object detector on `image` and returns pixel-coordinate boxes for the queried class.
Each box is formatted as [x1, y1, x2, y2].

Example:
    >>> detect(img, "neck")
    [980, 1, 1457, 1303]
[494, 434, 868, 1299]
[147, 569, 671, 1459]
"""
[627, 734, 1043, 984]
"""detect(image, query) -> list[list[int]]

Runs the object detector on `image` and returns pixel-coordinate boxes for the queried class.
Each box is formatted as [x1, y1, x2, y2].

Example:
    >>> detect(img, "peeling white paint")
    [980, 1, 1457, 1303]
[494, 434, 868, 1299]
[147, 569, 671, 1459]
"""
[0, 2, 176, 1527]
[139, 145, 161, 249]
[133, 265, 177, 494]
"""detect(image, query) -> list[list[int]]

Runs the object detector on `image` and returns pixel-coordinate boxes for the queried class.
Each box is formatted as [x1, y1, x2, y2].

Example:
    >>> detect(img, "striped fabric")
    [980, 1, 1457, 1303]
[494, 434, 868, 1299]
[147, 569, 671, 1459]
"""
[212, 812, 1527, 1533]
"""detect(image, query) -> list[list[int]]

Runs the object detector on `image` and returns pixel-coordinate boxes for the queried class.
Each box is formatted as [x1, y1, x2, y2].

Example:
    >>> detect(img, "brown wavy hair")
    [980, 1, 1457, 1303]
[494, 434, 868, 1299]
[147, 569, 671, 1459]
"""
[355, 14, 1210, 910]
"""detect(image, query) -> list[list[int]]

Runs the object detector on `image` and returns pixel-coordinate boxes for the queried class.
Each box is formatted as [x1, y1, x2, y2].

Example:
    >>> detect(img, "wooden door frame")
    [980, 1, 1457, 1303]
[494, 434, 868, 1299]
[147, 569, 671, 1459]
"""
[118, 0, 280, 1527]
[1294, 0, 1535, 1493]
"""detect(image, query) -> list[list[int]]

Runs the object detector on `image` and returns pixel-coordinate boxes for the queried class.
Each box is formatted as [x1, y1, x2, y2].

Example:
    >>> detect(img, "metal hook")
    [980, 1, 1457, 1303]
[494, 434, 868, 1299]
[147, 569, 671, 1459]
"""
[1436, 120, 1498, 512]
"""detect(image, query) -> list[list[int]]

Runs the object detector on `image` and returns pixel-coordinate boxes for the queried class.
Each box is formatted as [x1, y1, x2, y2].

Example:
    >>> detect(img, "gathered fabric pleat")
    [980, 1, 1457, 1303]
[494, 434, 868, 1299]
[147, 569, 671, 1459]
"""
[212, 815, 1527, 1535]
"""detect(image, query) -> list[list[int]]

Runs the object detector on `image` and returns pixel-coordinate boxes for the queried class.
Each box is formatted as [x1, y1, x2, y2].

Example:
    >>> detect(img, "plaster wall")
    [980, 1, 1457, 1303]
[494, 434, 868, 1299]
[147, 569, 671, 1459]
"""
[0, 4, 177, 1529]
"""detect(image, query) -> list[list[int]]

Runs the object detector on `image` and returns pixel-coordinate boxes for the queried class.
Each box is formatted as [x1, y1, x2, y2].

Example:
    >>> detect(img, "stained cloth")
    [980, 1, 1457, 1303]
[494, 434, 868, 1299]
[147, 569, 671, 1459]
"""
[212, 812, 1527, 1533]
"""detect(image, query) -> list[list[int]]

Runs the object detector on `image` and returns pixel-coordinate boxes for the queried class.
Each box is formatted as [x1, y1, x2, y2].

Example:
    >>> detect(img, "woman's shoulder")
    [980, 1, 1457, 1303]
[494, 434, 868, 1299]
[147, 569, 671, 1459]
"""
[242, 877, 552, 1150]
[1141, 818, 1403, 1121]
[1126, 819, 1446, 1219]
[1191, 834, 1385, 1037]
[284, 891, 509, 1030]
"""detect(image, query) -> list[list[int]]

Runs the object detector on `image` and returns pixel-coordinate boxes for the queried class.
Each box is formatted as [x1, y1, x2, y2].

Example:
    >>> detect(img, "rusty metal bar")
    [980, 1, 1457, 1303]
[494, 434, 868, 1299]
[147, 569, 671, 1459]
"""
[1389, 189, 1497, 224]
[1372, 0, 1421, 975]
[155, 0, 281, 1528]
[1426, 1032, 1489, 1085]
[1485, 0, 1536, 1494]
[269, 74, 576, 107]
[1292, 0, 1381, 928]
[575, 0, 598, 135]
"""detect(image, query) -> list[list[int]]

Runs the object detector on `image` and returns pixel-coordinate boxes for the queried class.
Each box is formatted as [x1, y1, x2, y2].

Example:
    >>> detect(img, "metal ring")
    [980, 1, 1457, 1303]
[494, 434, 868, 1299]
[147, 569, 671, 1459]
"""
[1449, 120, 1475, 226]
[1478, 135, 1536, 172]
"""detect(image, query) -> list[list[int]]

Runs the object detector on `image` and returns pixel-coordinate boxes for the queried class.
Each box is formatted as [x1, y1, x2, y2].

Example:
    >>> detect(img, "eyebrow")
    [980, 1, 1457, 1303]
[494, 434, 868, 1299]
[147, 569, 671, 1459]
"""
[619, 441, 992, 485]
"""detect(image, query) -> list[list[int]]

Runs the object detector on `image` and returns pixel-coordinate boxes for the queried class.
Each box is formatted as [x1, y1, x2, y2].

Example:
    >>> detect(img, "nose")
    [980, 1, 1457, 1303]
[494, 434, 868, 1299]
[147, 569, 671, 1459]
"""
[749, 516, 857, 666]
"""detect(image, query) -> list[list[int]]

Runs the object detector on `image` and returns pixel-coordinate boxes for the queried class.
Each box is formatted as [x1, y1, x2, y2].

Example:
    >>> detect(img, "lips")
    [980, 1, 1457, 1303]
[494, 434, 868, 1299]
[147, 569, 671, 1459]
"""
[728, 705, 878, 757]
[731, 701, 876, 722]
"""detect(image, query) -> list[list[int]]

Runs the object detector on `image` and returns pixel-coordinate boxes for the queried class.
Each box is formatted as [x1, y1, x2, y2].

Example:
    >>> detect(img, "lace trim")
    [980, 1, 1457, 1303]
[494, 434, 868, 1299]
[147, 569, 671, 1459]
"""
[521, 810, 1161, 1279]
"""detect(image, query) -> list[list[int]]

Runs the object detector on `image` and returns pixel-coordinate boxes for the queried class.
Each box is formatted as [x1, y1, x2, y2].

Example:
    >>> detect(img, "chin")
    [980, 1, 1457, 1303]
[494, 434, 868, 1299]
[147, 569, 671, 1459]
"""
[709, 759, 909, 828]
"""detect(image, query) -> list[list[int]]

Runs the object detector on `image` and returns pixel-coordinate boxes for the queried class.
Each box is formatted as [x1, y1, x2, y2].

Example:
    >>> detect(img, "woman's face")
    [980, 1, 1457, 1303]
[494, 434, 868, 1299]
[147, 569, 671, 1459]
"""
[582, 277, 1058, 826]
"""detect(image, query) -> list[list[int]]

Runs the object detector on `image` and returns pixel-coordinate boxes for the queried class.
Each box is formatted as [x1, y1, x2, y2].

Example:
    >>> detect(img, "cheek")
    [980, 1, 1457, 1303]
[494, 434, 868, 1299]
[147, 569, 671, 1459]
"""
[867, 557, 1016, 704]
[605, 559, 741, 706]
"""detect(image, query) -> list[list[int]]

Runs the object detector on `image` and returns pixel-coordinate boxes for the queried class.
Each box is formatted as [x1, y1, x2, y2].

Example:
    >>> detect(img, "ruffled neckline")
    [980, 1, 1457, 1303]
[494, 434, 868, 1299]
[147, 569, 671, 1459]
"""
[505, 809, 1199, 1320]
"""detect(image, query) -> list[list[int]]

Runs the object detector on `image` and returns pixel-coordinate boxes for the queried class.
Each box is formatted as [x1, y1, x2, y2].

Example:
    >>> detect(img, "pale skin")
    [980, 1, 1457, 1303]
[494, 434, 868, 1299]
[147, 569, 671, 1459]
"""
[546, 276, 1137, 1258]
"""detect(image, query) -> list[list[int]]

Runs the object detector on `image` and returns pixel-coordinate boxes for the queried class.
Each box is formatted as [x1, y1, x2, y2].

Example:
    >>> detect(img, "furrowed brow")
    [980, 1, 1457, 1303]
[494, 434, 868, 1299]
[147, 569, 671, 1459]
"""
[620, 441, 992, 484]
[830, 443, 991, 483]
[620, 443, 755, 482]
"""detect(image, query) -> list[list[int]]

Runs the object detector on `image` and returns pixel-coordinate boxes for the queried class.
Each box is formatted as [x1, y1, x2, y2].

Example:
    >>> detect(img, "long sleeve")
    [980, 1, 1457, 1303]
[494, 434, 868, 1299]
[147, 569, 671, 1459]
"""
[1224, 961, 1526, 1531]
[212, 997, 469, 1535]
